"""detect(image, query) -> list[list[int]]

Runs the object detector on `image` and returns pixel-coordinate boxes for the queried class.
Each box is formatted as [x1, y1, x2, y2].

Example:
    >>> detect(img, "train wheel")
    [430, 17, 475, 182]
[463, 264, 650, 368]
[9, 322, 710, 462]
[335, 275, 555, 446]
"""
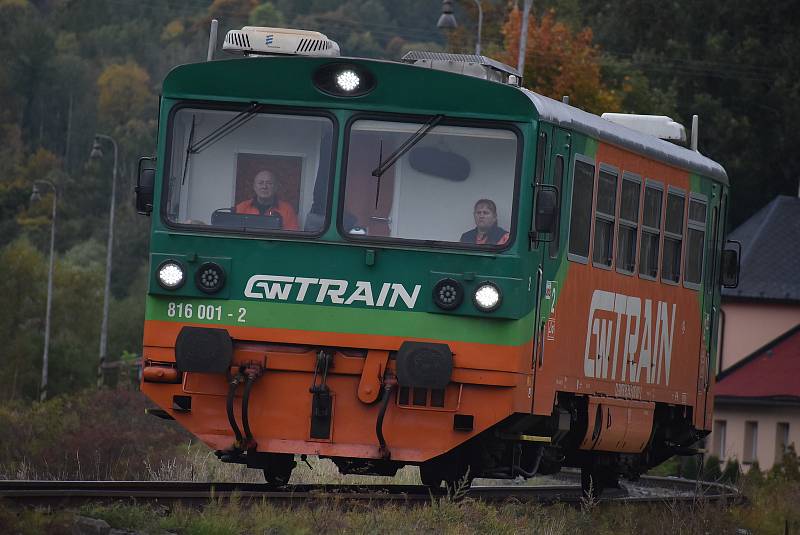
[419, 456, 474, 492]
[262, 453, 296, 486]
[580, 464, 619, 500]
[419, 464, 445, 488]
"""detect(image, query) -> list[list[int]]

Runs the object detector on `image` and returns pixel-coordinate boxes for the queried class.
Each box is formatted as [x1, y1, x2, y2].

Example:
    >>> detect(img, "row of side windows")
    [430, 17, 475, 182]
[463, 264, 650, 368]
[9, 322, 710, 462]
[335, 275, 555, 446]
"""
[566, 156, 708, 288]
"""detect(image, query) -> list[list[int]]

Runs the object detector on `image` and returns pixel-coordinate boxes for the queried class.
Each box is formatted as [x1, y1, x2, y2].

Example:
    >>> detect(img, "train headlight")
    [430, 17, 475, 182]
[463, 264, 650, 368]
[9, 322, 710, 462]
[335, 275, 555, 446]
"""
[313, 62, 376, 97]
[473, 282, 502, 312]
[195, 262, 226, 294]
[433, 278, 464, 311]
[157, 260, 186, 290]
[336, 70, 360, 92]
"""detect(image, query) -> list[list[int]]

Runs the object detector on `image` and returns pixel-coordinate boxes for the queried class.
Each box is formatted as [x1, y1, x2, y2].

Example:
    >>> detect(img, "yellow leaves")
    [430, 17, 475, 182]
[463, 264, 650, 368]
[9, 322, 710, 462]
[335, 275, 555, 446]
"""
[500, 7, 621, 114]
[96, 61, 153, 127]
[161, 19, 185, 43]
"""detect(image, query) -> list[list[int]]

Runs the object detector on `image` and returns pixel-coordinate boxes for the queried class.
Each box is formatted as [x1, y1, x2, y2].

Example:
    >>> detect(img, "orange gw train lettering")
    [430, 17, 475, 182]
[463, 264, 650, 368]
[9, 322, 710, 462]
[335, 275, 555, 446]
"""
[583, 290, 677, 386]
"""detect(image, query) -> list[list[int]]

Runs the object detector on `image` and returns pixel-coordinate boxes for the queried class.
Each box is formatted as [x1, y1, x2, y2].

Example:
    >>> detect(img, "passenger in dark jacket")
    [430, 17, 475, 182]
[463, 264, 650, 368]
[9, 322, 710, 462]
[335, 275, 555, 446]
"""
[460, 198, 509, 245]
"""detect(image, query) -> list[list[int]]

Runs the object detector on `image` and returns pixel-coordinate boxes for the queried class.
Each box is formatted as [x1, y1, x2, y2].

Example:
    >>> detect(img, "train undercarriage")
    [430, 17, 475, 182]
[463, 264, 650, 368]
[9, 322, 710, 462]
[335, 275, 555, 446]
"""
[145, 343, 706, 497]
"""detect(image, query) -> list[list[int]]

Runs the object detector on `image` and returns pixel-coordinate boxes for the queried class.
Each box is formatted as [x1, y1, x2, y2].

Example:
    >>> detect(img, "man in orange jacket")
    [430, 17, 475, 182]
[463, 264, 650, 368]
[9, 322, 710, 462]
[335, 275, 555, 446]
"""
[234, 169, 299, 230]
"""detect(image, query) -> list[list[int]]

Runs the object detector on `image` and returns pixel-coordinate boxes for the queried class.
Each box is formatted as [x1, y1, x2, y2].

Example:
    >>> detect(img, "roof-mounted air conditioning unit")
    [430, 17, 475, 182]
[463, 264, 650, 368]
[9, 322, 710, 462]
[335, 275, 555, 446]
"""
[601, 113, 687, 144]
[223, 27, 340, 57]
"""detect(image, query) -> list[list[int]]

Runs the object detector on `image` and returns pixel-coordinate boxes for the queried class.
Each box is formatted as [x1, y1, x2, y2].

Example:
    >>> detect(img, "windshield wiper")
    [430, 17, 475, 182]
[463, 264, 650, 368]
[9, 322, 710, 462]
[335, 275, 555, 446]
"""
[180, 114, 196, 185]
[371, 114, 444, 179]
[189, 102, 264, 154]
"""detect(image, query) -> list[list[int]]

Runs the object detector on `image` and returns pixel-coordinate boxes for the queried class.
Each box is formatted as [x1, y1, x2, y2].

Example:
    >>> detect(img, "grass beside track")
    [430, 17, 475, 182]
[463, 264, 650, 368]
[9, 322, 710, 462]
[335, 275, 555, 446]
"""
[0, 483, 795, 535]
[1, 390, 799, 534]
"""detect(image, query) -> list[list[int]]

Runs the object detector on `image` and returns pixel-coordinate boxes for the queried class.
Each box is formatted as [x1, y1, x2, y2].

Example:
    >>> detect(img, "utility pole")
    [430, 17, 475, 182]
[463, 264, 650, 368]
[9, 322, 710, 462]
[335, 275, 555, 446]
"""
[517, 0, 533, 75]
[31, 180, 57, 401]
[90, 134, 118, 388]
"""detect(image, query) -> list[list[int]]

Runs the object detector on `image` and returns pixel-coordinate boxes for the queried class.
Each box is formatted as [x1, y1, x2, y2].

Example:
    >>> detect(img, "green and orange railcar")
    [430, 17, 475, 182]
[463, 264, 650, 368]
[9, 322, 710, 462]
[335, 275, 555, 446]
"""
[136, 27, 737, 493]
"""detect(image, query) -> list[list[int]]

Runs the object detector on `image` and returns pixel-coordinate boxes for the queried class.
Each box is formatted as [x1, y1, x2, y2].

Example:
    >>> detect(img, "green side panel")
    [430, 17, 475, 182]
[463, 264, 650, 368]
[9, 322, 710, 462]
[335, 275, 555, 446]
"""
[146, 295, 535, 347]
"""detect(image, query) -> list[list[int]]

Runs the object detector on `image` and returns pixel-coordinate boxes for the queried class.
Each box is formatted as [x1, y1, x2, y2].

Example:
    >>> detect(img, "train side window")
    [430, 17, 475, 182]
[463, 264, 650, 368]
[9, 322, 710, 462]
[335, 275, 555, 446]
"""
[639, 181, 663, 280]
[684, 195, 708, 288]
[592, 165, 618, 267]
[661, 188, 685, 284]
[548, 155, 564, 258]
[616, 173, 641, 274]
[534, 131, 547, 183]
[567, 157, 595, 262]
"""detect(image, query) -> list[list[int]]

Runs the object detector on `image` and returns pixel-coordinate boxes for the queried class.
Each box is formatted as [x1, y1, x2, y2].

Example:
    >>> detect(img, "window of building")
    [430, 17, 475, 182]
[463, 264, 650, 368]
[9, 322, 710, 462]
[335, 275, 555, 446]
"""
[567, 157, 595, 261]
[592, 166, 618, 267]
[744, 421, 758, 463]
[712, 420, 727, 458]
[549, 155, 564, 258]
[616, 173, 641, 274]
[684, 196, 707, 288]
[661, 188, 685, 283]
[776, 422, 790, 464]
[639, 181, 663, 279]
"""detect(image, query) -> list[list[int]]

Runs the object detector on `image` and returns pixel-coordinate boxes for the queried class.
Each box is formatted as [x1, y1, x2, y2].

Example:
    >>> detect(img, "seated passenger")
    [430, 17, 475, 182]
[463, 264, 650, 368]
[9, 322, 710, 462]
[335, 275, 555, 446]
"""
[234, 170, 299, 230]
[460, 198, 510, 245]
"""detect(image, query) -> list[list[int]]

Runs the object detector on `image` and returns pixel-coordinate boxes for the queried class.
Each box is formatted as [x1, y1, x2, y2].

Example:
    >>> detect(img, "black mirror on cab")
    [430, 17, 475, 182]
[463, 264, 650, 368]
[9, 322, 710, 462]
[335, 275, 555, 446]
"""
[136, 156, 156, 216]
[534, 185, 558, 235]
[720, 240, 741, 288]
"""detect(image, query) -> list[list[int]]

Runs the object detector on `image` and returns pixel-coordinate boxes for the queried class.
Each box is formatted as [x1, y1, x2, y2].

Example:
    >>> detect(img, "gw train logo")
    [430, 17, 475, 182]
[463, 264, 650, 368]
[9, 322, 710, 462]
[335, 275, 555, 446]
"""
[583, 290, 677, 386]
[244, 275, 422, 310]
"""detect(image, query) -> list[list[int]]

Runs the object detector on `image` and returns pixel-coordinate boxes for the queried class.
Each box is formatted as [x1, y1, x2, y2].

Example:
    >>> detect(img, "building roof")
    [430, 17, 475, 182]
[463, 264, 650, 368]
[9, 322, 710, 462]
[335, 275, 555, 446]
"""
[723, 195, 800, 302]
[715, 324, 800, 402]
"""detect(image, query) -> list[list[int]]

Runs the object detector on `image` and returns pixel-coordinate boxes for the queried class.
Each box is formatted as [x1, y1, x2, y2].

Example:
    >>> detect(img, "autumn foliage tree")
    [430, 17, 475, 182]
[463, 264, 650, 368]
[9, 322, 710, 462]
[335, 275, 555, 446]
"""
[97, 61, 154, 128]
[499, 7, 620, 114]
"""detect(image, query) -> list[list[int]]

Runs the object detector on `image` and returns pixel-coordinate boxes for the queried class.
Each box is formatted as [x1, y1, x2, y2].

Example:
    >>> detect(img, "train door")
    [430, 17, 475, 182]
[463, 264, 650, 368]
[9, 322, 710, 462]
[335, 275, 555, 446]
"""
[701, 187, 726, 428]
[530, 124, 571, 411]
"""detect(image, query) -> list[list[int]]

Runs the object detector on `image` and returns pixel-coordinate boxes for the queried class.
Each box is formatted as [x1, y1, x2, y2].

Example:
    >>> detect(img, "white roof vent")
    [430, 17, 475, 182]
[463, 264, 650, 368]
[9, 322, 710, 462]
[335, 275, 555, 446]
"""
[223, 27, 340, 57]
[401, 51, 521, 86]
[601, 113, 687, 143]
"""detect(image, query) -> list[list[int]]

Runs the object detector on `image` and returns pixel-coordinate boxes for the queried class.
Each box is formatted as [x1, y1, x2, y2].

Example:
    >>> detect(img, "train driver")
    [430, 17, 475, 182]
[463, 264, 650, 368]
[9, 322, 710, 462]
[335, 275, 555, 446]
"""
[459, 198, 510, 245]
[234, 169, 299, 230]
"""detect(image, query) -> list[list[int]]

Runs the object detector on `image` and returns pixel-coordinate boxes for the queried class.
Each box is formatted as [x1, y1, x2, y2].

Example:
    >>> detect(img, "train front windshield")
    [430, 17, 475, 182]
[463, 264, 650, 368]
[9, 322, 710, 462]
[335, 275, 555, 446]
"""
[342, 120, 519, 247]
[164, 106, 334, 233]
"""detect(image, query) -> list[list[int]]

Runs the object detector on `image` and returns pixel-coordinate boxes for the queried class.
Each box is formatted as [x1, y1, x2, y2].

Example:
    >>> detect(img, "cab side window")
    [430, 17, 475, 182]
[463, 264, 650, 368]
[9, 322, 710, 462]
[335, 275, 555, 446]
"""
[567, 158, 595, 262]
[662, 189, 685, 283]
[639, 181, 663, 279]
[617, 174, 641, 273]
[592, 166, 618, 267]
[684, 196, 708, 287]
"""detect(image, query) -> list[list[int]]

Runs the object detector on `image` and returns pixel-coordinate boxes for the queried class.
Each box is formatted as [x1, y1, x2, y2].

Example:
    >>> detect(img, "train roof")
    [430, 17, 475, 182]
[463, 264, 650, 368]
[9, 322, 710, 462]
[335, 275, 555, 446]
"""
[523, 90, 729, 185]
[162, 55, 728, 185]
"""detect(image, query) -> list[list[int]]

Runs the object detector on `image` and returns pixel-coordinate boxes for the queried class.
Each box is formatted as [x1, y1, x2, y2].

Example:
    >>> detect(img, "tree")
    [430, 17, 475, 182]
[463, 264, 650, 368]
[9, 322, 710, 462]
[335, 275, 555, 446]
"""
[249, 2, 286, 27]
[499, 7, 620, 114]
[96, 61, 154, 128]
[547, 0, 800, 226]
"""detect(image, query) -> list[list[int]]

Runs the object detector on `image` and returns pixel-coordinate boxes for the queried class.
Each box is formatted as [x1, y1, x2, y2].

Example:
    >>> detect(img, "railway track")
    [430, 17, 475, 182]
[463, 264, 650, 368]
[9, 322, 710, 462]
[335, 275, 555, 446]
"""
[0, 475, 742, 507]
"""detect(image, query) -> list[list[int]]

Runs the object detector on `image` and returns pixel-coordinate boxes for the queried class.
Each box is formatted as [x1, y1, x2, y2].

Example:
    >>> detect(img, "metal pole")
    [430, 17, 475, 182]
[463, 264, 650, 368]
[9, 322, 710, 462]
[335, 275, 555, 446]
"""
[473, 0, 483, 56]
[96, 134, 118, 388]
[517, 0, 533, 74]
[35, 180, 57, 402]
[207, 19, 219, 61]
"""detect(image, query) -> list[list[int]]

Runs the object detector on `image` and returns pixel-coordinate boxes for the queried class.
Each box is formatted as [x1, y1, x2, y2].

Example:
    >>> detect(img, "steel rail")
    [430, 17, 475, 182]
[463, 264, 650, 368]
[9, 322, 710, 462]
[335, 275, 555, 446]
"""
[0, 477, 742, 507]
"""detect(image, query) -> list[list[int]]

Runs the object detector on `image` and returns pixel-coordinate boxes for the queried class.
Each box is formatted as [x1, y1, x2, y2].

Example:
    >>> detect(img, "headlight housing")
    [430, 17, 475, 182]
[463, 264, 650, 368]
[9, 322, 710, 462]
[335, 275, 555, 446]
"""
[157, 260, 186, 290]
[432, 278, 464, 311]
[473, 281, 502, 312]
[195, 262, 226, 294]
[313, 62, 376, 97]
